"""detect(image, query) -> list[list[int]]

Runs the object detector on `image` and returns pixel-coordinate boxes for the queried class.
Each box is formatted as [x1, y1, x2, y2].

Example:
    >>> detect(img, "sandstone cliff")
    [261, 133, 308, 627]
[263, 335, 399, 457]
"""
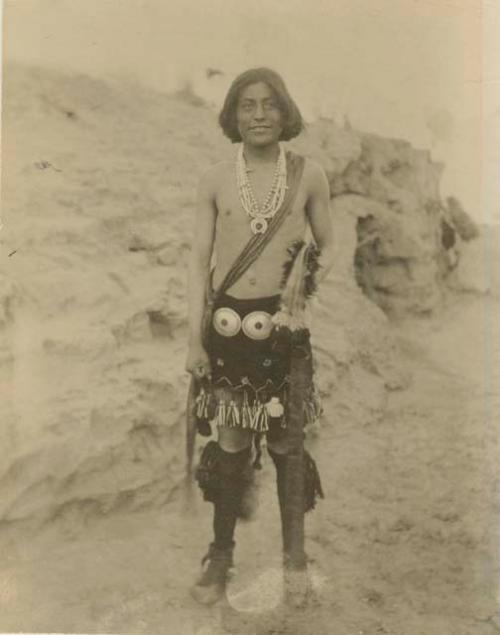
[0, 64, 479, 527]
[292, 120, 482, 315]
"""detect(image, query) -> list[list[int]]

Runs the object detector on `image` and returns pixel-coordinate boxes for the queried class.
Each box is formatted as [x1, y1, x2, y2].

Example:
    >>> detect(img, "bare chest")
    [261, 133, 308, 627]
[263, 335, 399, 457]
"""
[211, 168, 309, 296]
[214, 175, 308, 240]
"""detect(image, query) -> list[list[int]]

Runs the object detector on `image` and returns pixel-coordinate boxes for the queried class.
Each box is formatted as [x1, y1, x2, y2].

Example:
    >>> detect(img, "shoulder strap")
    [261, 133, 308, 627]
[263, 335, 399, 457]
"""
[213, 150, 306, 299]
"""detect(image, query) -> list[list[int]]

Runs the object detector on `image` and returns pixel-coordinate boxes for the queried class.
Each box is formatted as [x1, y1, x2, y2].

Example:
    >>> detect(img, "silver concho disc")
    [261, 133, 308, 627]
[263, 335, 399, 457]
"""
[213, 307, 241, 337]
[242, 311, 273, 340]
[250, 218, 268, 234]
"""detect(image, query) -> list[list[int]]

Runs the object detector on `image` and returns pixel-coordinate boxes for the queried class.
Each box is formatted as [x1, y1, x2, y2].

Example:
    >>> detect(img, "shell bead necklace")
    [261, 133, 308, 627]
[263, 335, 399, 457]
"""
[236, 143, 287, 234]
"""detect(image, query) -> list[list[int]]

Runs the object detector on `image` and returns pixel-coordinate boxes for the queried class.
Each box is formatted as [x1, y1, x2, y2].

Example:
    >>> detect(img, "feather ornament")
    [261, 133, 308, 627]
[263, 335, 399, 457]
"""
[274, 241, 321, 333]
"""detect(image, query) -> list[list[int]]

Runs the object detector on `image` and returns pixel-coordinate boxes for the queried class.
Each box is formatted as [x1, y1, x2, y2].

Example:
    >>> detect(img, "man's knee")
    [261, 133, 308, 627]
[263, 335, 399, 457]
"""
[195, 428, 252, 503]
[266, 438, 289, 455]
[266, 419, 290, 454]
[217, 427, 253, 453]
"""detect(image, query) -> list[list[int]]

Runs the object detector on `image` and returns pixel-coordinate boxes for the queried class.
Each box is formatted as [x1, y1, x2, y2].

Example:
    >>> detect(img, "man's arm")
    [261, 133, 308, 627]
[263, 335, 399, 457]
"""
[305, 160, 334, 285]
[186, 167, 218, 374]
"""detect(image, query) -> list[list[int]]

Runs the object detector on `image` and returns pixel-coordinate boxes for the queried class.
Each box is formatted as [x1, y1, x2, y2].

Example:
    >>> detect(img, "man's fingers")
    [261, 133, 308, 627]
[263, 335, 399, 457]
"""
[195, 364, 207, 378]
[185, 357, 211, 379]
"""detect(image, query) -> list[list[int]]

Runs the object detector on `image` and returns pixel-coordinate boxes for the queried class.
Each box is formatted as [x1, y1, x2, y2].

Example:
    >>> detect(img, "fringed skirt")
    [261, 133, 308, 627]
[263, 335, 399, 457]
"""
[194, 292, 322, 437]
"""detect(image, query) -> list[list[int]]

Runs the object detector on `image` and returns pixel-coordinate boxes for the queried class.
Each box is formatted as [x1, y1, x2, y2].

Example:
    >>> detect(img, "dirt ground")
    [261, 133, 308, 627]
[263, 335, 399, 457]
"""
[0, 291, 499, 635]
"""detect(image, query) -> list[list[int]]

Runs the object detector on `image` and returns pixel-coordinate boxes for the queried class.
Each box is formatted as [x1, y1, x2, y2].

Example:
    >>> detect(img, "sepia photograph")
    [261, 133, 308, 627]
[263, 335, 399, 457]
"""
[1, 1, 499, 633]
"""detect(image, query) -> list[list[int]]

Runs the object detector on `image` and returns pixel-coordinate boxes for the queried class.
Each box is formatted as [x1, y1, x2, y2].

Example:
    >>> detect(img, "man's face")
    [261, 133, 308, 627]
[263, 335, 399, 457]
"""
[236, 81, 284, 147]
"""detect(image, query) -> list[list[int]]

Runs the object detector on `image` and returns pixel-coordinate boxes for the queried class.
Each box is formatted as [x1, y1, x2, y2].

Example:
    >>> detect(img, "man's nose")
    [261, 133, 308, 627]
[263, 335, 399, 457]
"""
[254, 103, 265, 119]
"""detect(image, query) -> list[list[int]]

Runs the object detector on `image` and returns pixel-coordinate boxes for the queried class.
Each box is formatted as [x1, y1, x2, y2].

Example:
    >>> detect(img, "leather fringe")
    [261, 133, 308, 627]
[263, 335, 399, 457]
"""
[304, 449, 325, 512]
[194, 385, 321, 434]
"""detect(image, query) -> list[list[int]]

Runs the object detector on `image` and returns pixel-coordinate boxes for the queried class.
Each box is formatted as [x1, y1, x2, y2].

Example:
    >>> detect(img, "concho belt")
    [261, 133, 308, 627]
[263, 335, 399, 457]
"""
[213, 307, 274, 340]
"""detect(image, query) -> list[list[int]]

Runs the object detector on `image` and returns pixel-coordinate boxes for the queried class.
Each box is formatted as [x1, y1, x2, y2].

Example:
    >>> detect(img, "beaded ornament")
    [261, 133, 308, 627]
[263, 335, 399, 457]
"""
[236, 144, 287, 234]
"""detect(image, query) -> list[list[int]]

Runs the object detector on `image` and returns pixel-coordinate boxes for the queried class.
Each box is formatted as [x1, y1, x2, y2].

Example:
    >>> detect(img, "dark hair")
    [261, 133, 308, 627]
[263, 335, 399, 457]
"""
[218, 67, 304, 143]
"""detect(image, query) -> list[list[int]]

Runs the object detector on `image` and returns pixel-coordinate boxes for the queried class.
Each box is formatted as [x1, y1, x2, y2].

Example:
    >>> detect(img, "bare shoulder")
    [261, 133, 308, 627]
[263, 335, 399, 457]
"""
[303, 157, 327, 182]
[302, 157, 330, 196]
[199, 160, 233, 193]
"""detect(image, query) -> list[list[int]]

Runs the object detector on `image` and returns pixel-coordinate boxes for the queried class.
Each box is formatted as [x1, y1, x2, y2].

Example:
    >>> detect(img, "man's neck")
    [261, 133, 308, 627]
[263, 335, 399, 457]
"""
[242, 142, 280, 166]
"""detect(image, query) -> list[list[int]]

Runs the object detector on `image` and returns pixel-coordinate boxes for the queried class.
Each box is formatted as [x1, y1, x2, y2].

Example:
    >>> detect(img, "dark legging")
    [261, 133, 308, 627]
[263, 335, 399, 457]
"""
[212, 444, 252, 550]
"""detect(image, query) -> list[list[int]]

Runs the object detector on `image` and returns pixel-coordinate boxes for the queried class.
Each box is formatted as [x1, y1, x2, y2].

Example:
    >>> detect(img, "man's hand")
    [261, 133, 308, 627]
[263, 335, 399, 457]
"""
[185, 342, 212, 381]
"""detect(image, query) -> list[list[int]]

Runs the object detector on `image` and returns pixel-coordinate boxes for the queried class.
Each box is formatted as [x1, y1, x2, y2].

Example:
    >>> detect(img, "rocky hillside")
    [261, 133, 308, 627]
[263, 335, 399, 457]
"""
[0, 63, 480, 527]
[292, 120, 483, 314]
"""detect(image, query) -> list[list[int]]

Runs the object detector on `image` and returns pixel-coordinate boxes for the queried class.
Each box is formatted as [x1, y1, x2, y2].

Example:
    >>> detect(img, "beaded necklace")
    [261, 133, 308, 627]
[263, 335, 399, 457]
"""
[236, 144, 287, 234]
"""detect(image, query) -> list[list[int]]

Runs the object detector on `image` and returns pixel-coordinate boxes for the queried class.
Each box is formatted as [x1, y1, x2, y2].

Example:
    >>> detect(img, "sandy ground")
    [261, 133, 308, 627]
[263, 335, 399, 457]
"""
[0, 290, 498, 635]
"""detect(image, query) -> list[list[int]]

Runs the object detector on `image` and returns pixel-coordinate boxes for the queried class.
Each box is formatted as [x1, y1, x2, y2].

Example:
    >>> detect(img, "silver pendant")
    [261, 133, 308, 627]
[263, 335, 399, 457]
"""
[250, 218, 268, 234]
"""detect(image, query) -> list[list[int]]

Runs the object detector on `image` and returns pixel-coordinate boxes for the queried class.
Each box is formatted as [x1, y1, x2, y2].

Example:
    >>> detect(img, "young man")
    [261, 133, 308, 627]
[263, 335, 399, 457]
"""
[186, 67, 334, 605]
